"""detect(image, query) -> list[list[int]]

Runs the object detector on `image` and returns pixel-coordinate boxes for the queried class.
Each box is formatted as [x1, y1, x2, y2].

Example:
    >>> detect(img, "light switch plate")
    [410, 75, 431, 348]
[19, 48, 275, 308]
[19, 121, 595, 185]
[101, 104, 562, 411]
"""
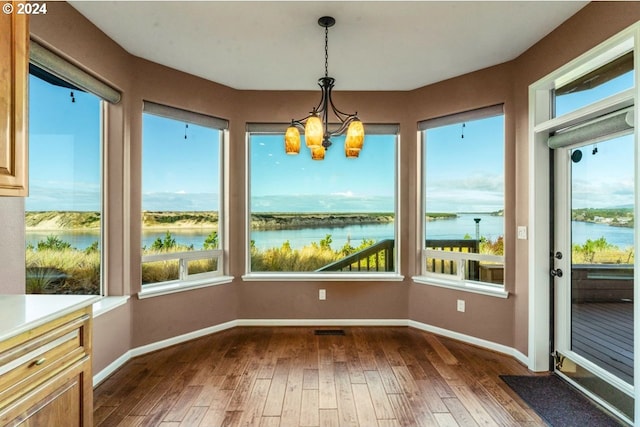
[517, 226, 527, 240]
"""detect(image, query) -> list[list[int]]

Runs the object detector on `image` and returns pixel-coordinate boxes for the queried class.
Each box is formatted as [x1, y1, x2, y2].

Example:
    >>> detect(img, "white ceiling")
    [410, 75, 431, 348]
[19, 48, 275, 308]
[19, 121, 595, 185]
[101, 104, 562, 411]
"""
[69, 1, 588, 91]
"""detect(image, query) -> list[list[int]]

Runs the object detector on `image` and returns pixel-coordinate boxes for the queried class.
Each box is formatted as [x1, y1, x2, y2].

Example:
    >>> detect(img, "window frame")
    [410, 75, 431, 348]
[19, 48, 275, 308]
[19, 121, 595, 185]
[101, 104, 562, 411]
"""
[414, 105, 508, 298]
[138, 102, 232, 299]
[242, 123, 403, 282]
[25, 63, 106, 297]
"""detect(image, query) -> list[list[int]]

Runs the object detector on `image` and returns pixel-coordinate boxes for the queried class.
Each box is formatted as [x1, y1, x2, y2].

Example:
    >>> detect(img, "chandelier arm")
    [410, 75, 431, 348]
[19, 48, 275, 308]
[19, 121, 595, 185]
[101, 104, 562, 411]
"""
[326, 115, 360, 137]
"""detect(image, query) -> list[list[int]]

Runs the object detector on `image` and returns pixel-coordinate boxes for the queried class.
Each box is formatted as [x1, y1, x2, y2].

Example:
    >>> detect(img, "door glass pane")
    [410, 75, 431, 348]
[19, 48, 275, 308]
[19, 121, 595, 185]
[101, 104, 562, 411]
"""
[570, 134, 634, 385]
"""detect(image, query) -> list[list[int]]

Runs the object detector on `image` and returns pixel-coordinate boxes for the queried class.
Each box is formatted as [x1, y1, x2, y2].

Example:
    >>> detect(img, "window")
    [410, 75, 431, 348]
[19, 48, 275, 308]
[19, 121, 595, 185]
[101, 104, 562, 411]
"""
[418, 105, 505, 292]
[245, 124, 400, 279]
[554, 44, 634, 117]
[25, 66, 103, 295]
[140, 102, 228, 294]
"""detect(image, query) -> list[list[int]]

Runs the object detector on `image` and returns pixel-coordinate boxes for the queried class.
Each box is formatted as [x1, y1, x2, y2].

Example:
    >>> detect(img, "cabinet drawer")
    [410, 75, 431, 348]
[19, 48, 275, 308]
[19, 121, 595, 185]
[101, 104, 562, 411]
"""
[0, 312, 90, 410]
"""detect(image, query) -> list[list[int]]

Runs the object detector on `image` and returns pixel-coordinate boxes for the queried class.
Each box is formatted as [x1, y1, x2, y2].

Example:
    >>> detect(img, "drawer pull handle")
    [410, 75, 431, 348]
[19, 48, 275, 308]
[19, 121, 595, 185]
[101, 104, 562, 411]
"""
[33, 358, 46, 366]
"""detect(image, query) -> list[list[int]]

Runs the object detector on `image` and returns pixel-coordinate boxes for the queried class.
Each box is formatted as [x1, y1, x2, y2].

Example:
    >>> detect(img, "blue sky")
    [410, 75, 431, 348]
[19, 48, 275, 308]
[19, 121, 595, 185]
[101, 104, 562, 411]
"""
[250, 134, 395, 213]
[26, 67, 635, 214]
[425, 115, 504, 213]
[142, 114, 220, 211]
[27, 74, 101, 211]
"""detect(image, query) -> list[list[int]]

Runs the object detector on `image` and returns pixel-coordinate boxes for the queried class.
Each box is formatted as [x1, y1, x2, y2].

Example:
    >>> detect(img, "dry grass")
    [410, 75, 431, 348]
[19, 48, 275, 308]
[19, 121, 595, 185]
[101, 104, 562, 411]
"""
[26, 248, 100, 294]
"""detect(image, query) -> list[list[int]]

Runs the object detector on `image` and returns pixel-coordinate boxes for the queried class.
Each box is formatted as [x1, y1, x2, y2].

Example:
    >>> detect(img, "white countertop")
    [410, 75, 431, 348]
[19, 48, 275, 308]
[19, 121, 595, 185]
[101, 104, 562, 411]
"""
[0, 294, 100, 342]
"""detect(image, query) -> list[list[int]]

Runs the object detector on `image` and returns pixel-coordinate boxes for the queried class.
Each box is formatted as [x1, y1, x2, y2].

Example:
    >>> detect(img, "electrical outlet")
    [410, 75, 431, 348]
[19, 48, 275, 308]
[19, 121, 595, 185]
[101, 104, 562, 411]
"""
[457, 299, 465, 312]
[319, 289, 326, 300]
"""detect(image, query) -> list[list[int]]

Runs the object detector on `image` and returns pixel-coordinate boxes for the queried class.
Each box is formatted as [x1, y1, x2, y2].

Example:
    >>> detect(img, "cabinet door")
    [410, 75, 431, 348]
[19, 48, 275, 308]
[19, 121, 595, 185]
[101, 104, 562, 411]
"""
[0, 4, 28, 196]
[2, 358, 92, 427]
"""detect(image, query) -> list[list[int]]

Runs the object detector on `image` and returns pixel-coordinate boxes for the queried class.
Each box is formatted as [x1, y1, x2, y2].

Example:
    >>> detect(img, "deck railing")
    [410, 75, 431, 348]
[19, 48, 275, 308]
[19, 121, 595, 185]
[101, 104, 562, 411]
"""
[425, 239, 480, 280]
[316, 239, 395, 272]
[317, 238, 481, 274]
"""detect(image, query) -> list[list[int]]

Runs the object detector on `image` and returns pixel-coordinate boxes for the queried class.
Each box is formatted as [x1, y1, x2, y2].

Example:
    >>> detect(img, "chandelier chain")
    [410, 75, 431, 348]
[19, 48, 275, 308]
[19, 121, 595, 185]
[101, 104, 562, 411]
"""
[324, 25, 329, 78]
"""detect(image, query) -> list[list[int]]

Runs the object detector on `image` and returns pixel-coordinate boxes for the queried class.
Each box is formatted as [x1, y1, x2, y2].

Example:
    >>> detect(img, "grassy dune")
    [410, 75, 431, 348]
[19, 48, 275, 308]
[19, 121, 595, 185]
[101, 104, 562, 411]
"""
[27, 211, 402, 231]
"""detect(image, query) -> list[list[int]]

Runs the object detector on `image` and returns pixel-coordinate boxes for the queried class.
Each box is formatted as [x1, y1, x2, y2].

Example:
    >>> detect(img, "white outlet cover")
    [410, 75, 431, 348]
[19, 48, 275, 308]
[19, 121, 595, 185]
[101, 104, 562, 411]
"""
[517, 226, 527, 240]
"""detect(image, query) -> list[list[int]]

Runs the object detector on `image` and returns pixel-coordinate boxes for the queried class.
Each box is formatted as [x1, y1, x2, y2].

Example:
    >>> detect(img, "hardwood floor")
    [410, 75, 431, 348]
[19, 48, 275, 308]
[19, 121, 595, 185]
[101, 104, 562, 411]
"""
[93, 327, 546, 427]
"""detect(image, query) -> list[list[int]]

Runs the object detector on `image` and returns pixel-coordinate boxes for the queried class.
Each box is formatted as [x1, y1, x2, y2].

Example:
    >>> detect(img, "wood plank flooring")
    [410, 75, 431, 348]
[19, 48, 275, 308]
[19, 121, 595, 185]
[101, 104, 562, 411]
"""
[572, 302, 634, 384]
[93, 327, 547, 427]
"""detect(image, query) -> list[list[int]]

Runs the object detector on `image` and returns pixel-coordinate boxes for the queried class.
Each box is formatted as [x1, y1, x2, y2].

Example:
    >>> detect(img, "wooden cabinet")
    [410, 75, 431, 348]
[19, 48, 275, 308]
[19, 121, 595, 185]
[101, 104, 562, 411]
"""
[0, 307, 93, 427]
[0, 2, 28, 196]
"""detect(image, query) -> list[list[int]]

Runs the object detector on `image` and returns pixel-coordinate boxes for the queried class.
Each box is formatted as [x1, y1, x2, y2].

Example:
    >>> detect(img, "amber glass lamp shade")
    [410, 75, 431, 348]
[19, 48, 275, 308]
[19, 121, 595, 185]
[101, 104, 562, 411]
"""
[345, 147, 360, 158]
[345, 120, 364, 152]
[285, 126, 301, 155]
[304, 115, 323, 147]
[311, 145, 325, 160]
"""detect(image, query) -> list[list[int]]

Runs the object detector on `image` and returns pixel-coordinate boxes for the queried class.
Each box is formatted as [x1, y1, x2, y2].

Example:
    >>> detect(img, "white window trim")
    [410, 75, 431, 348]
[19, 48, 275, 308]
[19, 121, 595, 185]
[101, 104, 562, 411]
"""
[242, 272, 404, 282]
[244, 125, 401, 279]
[138, 275, 234, 299]
[418, 106, 506, 293]
[412, 275, 508, 298]
[93, 296, 130, 317]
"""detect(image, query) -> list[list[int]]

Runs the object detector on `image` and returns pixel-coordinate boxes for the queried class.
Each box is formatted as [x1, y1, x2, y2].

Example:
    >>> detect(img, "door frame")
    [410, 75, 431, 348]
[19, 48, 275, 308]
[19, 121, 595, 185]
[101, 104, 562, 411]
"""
[528, 23, 640, 425]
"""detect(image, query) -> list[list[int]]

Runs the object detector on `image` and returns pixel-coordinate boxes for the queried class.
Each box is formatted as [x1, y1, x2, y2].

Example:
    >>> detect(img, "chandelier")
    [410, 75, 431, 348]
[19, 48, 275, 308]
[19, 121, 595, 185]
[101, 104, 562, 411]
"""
[285, 16, 365, 161]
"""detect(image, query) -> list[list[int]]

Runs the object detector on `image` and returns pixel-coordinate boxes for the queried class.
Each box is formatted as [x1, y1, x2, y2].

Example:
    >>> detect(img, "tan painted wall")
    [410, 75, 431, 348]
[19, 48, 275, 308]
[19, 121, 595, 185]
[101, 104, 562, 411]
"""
[0, 1, 634, 374]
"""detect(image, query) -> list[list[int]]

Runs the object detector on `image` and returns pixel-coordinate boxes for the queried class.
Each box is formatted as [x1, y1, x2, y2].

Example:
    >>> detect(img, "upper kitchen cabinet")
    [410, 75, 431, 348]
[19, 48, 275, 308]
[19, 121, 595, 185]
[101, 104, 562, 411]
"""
[0, 5, 28, 196]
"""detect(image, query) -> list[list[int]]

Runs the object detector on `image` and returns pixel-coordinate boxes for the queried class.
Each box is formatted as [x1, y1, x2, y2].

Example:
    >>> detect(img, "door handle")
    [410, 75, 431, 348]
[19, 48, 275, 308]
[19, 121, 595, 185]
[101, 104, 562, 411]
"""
[550, 268, 563, 278]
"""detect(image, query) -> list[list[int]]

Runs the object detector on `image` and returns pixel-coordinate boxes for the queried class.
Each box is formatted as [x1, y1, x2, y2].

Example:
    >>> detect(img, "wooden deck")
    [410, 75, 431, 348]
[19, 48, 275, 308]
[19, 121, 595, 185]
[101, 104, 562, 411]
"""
[93, 327, 546, 427]
[572, 302, 634, 384]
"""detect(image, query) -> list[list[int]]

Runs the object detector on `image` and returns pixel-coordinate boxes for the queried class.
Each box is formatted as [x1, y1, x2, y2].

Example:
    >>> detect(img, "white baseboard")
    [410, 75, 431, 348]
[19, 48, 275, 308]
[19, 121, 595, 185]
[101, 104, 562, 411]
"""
[236, 318, 408, 327]
[92, 319, 238, 387]
[93, 351, 132, 387]
[408, 320, 530, 366]
[129, 319, 238, 358]
[93, 318, 529, 387]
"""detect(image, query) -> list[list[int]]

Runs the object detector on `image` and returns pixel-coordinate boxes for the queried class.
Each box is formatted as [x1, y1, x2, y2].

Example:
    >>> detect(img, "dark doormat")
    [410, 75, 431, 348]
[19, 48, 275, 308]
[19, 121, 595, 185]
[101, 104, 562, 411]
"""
[500, 375, 623, 426]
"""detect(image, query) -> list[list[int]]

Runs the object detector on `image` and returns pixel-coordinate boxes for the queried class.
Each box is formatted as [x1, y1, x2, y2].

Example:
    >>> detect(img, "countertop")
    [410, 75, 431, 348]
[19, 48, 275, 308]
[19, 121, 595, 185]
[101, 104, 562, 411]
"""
[0, 294, 100, 342]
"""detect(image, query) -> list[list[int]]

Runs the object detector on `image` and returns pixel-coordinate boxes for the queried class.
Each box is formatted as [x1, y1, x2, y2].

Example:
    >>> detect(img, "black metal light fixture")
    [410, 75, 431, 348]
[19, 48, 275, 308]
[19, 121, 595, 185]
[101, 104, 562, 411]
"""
[285, 16, 364, 161]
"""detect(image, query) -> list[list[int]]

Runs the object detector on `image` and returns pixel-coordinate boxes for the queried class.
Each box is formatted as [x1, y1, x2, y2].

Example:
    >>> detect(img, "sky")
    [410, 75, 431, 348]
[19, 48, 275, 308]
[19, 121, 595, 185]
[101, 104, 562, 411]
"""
[425, 115, 504, 213]
[26, 67, 636, 214]
[250, 134, 395, 213]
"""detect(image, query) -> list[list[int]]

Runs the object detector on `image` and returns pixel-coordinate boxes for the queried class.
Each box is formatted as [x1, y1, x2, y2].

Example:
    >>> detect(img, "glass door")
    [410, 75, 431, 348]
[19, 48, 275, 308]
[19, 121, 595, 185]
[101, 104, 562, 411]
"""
[553, 133, 635, 421]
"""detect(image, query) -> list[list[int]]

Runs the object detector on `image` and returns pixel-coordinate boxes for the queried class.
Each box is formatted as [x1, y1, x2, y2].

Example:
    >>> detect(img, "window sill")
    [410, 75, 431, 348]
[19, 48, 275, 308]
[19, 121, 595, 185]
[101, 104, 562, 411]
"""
[412, 276, 509, 298]
[93, 296, 130, 318]
[138, 275, 234, 299]
[242, 273, 405, 282]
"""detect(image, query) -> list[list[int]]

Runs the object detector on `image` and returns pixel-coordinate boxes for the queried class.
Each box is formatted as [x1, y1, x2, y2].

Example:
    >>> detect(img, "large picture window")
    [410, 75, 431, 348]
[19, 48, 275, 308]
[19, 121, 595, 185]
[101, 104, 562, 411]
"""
[246, 125, 399, 278]
[141, 102, 227, 292]
[25, 66, 103, 295]
[419, 105, 505, 290]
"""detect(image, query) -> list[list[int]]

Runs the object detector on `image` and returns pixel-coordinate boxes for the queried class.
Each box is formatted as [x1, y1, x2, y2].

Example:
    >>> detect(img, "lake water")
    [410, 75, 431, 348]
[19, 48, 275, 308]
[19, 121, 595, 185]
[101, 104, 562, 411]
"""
[25, 213, 634, 250]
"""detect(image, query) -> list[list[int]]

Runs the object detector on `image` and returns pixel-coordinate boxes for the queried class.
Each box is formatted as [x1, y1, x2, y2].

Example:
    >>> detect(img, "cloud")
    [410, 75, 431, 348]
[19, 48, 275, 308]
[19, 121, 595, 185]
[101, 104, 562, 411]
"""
[251, 194, 394, 213]
[571, 178, 634, 208]
[142, 192, 219, 211]
[26, 183, 100, 211]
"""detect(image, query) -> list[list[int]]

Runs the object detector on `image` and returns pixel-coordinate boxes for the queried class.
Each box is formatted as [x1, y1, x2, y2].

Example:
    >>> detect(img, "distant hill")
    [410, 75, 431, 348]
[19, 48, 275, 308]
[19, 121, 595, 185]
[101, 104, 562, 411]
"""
[26, 211, 396, 231]
[572, 207, 633, 228]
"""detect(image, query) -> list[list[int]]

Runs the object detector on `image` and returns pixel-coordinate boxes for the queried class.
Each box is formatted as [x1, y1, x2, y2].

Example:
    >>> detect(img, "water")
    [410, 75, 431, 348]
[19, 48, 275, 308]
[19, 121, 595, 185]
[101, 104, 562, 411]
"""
[25, 213, 634, 250]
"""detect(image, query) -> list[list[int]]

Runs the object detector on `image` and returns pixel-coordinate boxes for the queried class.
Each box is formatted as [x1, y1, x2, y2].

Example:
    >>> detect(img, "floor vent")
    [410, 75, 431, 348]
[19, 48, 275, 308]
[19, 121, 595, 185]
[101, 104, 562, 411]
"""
[314, 329, 345, 336]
